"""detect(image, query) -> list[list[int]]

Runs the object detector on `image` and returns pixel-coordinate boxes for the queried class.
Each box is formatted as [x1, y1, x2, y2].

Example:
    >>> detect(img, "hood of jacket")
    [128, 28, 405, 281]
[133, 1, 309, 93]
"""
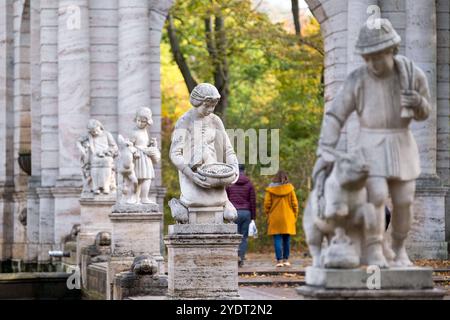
[235, 173, 251, 185]
[266, 183, 294, 196]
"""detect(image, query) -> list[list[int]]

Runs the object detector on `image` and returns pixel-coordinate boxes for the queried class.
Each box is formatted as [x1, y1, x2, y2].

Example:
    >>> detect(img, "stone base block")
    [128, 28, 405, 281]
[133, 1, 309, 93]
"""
[298, 266, 446, 300]
[188, 206, 224, 224]
[164, 231, 242, 300]
[297, 285, 446, 300]
[109, 206, 162, 257]
[77, 195, 115, 264]
[169, 223, 237, 235]
[113, 272, 168, 300]
[305, 266, 434, 290]
[107, 204, 164, 300]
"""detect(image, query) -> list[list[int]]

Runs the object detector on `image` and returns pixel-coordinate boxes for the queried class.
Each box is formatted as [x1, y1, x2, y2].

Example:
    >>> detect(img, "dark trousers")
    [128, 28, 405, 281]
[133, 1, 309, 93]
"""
[273, 234, 290, 261]
[236, 210, 251, 261]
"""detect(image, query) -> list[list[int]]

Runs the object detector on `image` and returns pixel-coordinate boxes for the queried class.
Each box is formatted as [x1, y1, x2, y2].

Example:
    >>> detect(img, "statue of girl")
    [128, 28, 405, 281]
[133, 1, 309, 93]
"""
[128, 107, 161, 204]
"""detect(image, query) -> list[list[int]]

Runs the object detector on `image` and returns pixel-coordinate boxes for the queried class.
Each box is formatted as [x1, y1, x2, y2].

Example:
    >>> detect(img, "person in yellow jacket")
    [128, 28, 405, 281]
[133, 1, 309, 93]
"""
[264, 171, 299, 267]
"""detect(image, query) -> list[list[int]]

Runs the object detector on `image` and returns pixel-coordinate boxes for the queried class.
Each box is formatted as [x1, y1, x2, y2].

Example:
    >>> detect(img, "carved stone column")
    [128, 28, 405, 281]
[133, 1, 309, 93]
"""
[118, 0, 151, 136]
[404, 0, 447, 259]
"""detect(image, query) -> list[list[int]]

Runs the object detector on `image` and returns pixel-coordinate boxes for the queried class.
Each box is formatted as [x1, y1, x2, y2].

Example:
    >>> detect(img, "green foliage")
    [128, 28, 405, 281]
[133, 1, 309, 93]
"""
[161, 0, 324, 253]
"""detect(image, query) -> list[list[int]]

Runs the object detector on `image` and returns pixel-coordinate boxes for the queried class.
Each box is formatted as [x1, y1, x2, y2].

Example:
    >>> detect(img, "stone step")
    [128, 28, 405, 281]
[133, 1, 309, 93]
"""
[239, 266, 305, 276]
[239, 276, 305, 287]
[239, 267, 450, 277]
[239, 275, 448, 287]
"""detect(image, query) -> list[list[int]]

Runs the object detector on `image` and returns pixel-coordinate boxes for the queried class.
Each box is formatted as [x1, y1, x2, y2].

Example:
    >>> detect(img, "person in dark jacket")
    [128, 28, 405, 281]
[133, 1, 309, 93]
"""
[226, 164, 256, 267]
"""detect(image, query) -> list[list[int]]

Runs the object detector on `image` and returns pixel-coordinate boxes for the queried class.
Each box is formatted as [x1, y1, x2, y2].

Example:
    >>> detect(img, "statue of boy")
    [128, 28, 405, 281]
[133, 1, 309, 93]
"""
[169, 83, 239, 209]
[312, 19, 431, 267]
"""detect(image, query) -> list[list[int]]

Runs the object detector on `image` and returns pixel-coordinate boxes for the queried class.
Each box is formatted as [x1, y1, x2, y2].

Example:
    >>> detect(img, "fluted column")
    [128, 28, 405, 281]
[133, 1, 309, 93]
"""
[405, 0, 437, 177]
[403, 1, 447, 259]
[57, 0, 90, 179]
[118, 0, 152, 135]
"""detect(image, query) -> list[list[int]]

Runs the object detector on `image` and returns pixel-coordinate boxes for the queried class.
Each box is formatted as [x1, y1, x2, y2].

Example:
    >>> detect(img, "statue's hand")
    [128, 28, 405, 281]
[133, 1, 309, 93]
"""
[145, 147, 158, 157]
[312, 156, 333, 188]
[193, 173, 212, 189]
[401, 90, 422, 109]
[183, 167, 211, 189]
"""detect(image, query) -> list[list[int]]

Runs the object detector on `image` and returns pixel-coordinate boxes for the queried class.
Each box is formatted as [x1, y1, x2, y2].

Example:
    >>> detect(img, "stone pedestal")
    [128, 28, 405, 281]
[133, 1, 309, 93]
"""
[107, 203, 164, 300]
[76, 195, 115, 265]
[297, 267, 446, 300]
[164, 206, 242, 300]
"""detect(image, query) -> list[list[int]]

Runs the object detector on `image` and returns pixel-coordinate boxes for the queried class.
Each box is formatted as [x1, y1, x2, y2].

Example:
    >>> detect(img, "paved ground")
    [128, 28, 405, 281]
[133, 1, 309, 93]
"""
[239, 286, 302, 300]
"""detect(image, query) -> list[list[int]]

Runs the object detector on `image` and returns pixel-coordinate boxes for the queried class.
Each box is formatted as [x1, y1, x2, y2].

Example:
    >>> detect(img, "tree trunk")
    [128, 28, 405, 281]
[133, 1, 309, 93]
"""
[204, 12, 229, 121]
[213, 14, 229, 120]
[167, 14, 198, 93]
[291, 0, 301, 37]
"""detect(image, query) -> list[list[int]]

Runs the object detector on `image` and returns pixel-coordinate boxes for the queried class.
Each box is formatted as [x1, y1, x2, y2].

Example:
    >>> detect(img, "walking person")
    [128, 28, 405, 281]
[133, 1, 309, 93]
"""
[226, 164, 256, 267]
[264, 170, 299, 267]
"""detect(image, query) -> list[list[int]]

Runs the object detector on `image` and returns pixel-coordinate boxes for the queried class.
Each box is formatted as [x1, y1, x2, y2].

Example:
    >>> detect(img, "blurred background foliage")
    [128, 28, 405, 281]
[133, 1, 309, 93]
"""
[161, 0, 324, 254]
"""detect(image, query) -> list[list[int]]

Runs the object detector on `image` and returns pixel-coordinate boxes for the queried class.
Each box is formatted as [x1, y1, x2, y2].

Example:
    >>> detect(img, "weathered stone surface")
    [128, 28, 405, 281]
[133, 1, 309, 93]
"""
[164, 232, 242, 300]
[169, 223, 237, 235]
[86, 262, 108, 300]
[76, 195, 114, 265]
[305, 266, 434, 290]
[297, 285, 446, 300]
[107, 207, 164, 300]
[113, 271, 168, 300]
[111, 203, 159, 214]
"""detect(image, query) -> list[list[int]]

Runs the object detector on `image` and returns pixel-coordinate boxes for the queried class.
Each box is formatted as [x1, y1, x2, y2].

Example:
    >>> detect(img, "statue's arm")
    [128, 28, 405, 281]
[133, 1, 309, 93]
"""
[412, 67, 431, 121]
[312, 78, 357, 184]
[106, 132, 118, 154]
[318, 79, 357, 152]
[169, 127, 188, 173]
[149, 139, 161, 164]
[214, 115, 239, 178]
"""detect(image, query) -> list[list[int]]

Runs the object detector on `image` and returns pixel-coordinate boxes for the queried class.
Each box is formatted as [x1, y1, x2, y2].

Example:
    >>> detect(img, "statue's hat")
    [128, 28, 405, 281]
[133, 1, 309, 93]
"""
[355, 19, 401, 55]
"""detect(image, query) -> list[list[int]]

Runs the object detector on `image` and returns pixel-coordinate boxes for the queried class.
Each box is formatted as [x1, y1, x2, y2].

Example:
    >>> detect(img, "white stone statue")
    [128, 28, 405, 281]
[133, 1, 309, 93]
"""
[77, 119, 118, 195]
[117, 107, 161, 204]
[169, 83, 239, 223]
[116, 135, 139, 204]
[306, 19, 431, 268]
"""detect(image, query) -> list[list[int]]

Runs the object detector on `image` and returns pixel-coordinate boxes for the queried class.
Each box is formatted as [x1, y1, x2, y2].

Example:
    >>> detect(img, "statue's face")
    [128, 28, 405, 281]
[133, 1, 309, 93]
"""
[89, 125, 102, 137]
[363, 48, 395, 77]
[197, 99, 218, 117]
[136, 117, 148, 129]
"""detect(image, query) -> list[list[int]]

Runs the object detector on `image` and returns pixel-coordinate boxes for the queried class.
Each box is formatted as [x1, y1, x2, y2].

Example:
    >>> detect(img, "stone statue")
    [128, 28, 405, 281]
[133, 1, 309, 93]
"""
[77, 119, 118, 195]
[64, 224, 81, 244]
[117, 107, 161, 204]
[306, 19, 431, 268]
[169, 83, 239, 223]
[304, 147, 376, 268]
[83, 232, 111, 263]
[117, 135, 139, 204]
[131, 255, 159, 276]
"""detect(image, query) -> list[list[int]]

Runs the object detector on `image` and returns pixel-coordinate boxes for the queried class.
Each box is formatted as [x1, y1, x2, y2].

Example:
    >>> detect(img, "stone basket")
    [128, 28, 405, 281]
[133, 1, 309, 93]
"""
[196, 163, 236, 188]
